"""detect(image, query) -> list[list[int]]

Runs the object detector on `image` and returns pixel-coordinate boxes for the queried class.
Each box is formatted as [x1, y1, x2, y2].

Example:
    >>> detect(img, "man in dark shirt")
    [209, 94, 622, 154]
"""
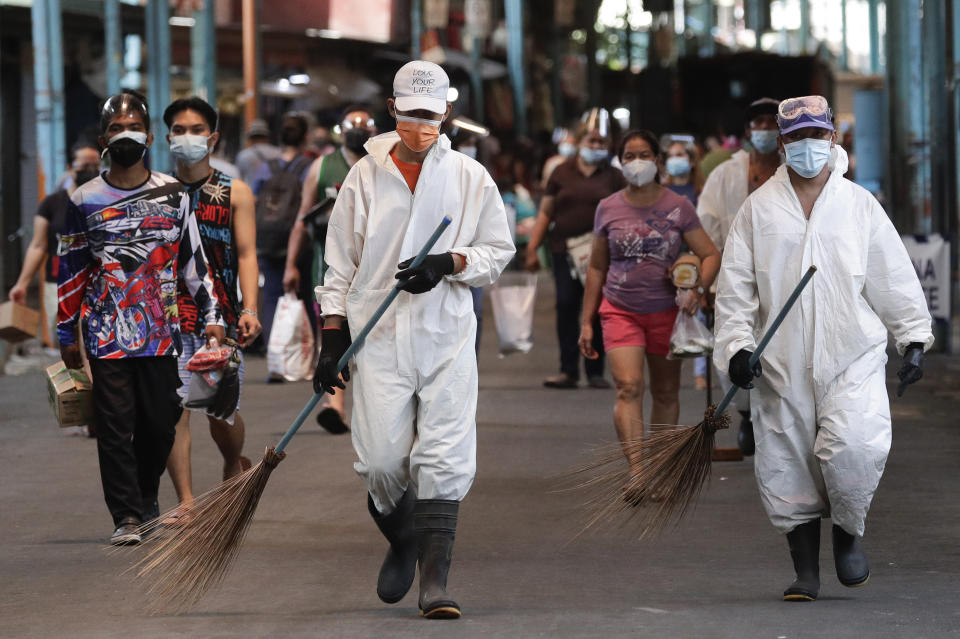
[9, 143, 101, 347]
[523, 124, 625, 389]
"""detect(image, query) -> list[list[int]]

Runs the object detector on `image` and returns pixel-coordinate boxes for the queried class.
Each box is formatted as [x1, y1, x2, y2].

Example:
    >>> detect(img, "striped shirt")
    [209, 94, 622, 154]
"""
[57, 171, 221, 358]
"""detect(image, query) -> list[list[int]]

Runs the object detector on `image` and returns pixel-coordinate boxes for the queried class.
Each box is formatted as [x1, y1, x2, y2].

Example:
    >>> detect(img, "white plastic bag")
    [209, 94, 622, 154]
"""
[490, 271, 537, 356]
[668, 310, 714, 359]
[267, 293, 315, 381]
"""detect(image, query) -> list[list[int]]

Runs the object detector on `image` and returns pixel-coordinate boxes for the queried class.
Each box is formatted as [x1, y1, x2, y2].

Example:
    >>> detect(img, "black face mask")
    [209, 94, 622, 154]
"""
[74, 168, 100, 186]
[281, 127, 303, 147]
[107, 138, 147, 168]
[343, 129, 371, 154]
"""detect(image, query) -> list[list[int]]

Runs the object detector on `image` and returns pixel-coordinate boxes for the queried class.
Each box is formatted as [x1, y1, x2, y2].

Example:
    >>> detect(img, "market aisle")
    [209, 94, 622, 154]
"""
[1, 276, 958, 638]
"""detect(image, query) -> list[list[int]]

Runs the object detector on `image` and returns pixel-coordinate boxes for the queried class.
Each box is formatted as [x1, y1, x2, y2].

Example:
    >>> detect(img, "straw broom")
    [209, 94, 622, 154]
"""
[127, 216, 453, 612]
[568, 266, 817, 538]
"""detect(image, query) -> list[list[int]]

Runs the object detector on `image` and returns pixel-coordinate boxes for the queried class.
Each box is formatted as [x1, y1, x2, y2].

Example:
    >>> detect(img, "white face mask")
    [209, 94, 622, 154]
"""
[169, 133, 212, 164]
[621, 159, 658, 187]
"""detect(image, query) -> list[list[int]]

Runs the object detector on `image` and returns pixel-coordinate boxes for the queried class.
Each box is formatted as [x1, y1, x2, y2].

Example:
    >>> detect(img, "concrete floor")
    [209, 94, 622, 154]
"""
[2, 280, 959, 638]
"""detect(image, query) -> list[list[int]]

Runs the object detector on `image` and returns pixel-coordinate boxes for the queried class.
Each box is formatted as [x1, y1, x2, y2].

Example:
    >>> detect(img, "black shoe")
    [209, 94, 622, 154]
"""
[737, 411, 755, 457]
[543, 374, 578, 389]
[415, 499, 461, 619]
[369, 488, 418, 604]
[783, 519, 820, 601]
[832, 524, 870, 587]
[110, 516, 142, 546]
[317, 407, 350, 434]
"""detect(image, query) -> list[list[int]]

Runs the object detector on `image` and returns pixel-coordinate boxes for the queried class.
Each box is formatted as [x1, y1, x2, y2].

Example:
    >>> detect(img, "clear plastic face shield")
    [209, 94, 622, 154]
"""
[580, 108, 610, 138]
[100, 93, 149, 135]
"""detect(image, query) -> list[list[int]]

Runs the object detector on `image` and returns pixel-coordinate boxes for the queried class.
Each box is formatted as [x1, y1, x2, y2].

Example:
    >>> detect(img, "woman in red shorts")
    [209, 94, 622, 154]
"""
[578, 129, 720, 479]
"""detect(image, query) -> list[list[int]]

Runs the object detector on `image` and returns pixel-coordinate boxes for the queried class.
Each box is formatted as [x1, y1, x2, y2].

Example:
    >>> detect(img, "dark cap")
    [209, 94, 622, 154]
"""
[745, 98, 780, 125]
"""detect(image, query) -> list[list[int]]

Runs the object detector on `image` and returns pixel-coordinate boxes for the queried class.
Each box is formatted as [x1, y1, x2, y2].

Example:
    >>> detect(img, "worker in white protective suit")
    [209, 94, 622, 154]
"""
[697, 97, 782, 456]
[314, 61, 514, 620]
[714, 95, 932, 603]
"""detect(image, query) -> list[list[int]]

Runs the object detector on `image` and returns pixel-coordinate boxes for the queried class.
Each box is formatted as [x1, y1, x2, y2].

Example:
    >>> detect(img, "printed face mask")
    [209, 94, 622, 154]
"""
[104, 130, 148, 168]
[621, 159, 658, 187]
[579, 146, 608, 164]
[784, 138, 831, 178]
[558, 142, 577, 158]
[395, 114, 442, 152]
[666, 156, 691, 177]
[169, 133, 211, 164]
[750, 129, 779, 155]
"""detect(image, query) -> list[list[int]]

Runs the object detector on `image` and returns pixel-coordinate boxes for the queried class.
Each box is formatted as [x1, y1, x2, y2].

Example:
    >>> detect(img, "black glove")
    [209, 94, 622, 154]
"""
[314, 326, 351, 395]
[729, 349, 762, 389]
[395, 253, 455, 294]
[896, 342, 924, 397]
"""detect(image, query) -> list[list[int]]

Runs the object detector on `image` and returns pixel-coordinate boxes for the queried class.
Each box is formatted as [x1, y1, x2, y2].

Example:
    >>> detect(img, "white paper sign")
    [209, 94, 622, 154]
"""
[465, 0, 491, 36]
[901, 233, 951, 321]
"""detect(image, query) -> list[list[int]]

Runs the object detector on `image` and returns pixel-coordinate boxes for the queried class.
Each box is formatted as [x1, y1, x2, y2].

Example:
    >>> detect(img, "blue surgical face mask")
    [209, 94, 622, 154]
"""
[457, 145, 477, 159]
[558, 142, 577, 158]
[579, 146, 608, 164]
[170, 133, 211, 164]
[784, 138, 832, 178]
[750, 129, 779, 155]
[665, 156, 690, 177]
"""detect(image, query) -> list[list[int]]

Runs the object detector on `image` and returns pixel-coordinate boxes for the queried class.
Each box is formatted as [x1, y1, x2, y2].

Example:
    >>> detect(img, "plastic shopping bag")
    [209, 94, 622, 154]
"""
[668, 310, 714, 359]
[267, 293, 315, 381]
[184, 339, 241, 423]
[490, 271, 537, 356]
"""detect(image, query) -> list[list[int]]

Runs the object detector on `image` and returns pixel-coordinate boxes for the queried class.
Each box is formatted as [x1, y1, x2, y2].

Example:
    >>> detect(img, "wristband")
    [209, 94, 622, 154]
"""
[240, 309, 258, 317]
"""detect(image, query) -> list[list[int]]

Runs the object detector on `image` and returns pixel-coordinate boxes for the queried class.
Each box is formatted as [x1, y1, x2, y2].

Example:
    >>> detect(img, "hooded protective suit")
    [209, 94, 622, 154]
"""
[317, 131, 515, 514]
[713, 147, 932, 536]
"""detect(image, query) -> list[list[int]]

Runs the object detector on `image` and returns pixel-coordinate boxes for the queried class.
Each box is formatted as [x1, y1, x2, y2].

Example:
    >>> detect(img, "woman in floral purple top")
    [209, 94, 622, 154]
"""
[578, 130, 720, 482]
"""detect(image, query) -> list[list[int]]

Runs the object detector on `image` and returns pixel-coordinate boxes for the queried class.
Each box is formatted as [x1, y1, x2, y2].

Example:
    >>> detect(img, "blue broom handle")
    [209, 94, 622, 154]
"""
[713, 265, 817, 417]
[275, 216, 453, 453]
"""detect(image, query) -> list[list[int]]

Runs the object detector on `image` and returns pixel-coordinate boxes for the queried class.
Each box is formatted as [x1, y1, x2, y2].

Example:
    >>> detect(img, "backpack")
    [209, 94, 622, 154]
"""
[255, 155, 312, 259]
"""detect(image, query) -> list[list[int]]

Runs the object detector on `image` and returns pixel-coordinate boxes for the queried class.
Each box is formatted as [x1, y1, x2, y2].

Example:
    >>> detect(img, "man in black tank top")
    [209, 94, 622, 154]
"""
[162, 97, 261, 516]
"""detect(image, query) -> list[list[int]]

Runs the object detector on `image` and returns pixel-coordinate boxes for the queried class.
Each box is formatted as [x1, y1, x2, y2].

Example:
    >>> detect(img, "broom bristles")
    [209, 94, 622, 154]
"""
[565, 406, 731, 538]
[126, 446, 286, 612]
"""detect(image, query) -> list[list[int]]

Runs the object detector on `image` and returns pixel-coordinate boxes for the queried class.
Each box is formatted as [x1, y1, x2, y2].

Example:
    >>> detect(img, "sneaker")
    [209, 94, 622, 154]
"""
[110, 517, 142, 546]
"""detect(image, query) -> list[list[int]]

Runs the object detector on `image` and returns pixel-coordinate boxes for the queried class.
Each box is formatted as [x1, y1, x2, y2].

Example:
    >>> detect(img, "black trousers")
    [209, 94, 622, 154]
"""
[89, 356, 182, 526]
[552, 252, 605, 380]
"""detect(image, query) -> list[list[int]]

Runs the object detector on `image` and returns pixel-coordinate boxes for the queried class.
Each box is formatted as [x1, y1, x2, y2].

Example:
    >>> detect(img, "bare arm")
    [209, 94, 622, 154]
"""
[578, 235, 609, 359]
[9, 215, 50, 303]
[231, 179, 261, 344]
[524, 195, 555, 271]
[684, 227, 721, 289]
[283, 157, 322, 292]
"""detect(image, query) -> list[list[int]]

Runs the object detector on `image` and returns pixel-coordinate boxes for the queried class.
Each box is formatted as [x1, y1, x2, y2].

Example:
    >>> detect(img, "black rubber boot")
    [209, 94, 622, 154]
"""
[368, 488, 418, 604]
[415, 499, 461, 619]
[832, 524, 870, 587]
[737, 410, 755, 456]
[783, 519, 821, 601]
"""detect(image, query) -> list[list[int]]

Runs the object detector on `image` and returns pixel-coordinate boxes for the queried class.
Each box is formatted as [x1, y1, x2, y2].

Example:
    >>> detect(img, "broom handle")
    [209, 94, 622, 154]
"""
[274, 216, 453, 453]
[713, 265, 817, 416]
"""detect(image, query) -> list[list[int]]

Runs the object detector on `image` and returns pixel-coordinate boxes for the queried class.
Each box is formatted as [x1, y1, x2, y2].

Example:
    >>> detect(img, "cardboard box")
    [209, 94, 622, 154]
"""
[45, 362, 96, 428]
[0, 301, 40, 342]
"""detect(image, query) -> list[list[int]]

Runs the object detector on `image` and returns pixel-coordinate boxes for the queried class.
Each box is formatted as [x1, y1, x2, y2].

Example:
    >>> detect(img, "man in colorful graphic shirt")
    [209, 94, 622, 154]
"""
[162, 96, 261, 518]
[57, 92, 224, 545]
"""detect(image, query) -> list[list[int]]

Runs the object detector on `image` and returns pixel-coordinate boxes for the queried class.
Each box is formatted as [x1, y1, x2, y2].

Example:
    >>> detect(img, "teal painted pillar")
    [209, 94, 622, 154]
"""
[886, 0, 927, 234]
[840, 0, 848, 71]
[799, 0, 810, 54]
[146, 0, 171, 173]
[31, 0, 66, 194]
[105, 0, 122, 96]
[869, 0, 880, 74]
[505, 0, 526, 136]
[191, 0, 217, 103]
[412, 0, 422, 59]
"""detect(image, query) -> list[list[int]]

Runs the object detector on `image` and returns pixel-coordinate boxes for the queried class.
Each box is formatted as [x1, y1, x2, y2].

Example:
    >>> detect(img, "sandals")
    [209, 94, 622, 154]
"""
[543, 374, 578, 389]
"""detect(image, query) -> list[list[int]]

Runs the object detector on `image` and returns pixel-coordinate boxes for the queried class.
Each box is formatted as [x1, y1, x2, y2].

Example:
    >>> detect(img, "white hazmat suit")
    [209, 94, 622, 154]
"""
[317, 132, 515, 514]
[713, 147, 932, 536]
